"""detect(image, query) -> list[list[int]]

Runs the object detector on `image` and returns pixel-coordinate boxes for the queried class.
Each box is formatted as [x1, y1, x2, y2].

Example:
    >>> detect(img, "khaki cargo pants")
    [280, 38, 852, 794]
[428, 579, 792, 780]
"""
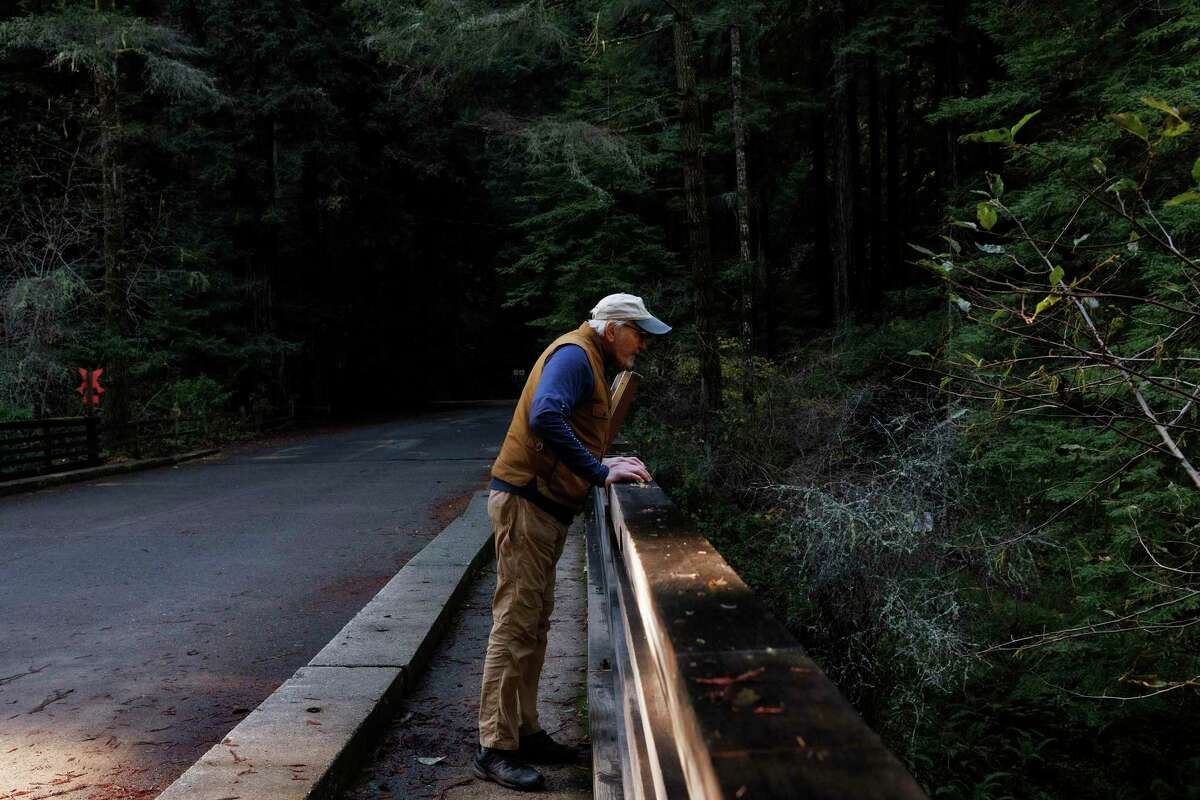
[478, 489, 569, 750]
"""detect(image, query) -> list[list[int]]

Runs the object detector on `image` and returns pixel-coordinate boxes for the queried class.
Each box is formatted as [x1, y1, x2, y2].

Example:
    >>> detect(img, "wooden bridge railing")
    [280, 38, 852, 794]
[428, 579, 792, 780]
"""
[0, 414, 213, 482]
[0, 417, 101, 481]
[102, 415, 211, 459]
[585, 474, 929, 799]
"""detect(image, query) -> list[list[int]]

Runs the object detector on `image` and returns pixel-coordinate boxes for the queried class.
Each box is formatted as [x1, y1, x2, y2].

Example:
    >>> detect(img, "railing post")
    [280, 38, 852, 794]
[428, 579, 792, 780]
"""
[42, 421, 53, 474]
[86, 416, 100, 467]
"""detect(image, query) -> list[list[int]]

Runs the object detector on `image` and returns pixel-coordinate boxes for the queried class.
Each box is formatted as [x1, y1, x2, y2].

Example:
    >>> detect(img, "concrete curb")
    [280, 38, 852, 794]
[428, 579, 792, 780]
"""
[0, 448, 220, 498]
[157, 489, 496, 800]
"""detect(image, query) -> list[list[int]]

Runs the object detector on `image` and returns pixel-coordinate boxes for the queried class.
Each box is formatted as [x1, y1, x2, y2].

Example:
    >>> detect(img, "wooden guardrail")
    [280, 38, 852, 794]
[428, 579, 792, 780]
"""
[0, 403, 332, 484]
[103, 415, 211, 459]
[0, 417, 101, 481]
[0, 414, 215, 481]
[585, 476, 928, 799]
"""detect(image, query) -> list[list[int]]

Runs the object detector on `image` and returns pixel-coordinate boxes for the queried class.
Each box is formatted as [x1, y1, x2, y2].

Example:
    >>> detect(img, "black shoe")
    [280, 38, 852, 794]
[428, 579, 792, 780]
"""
[473, 747, 545, 791]
[518, 730, 582, 765]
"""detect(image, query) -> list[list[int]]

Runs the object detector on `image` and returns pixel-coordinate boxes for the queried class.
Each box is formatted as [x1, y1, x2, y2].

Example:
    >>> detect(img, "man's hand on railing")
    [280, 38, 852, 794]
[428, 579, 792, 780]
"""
[603, 456, 652, 486]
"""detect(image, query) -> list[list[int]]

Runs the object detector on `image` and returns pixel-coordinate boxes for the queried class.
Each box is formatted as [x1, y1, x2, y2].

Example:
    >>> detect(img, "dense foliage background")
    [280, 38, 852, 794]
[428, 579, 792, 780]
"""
[3, 0, 1199, 796]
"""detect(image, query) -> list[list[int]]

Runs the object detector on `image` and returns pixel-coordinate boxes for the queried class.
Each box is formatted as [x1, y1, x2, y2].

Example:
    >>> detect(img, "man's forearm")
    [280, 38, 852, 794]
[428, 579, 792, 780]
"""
[530, 410, 610, 486]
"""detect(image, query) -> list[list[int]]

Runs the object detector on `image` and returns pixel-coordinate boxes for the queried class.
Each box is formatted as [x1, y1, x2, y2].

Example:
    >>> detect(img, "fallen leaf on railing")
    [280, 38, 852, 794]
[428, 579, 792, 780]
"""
[707, 577, 728, 589]
[753, 705, 784, 715]
[694, 667, 765, 686]
[732, 688, 761, 708]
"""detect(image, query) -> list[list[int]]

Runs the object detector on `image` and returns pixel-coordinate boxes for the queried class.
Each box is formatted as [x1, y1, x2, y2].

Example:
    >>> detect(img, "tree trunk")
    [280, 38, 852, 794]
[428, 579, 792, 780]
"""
[730, 24, 753, 402]
[809, 23, 831, 324]
[673, 3, 721, 415]
[830, 0, 857, 323]
[754, 154, 772, 355]
[884, 69, 900, 293]
[901, 61, 918, 302]
[866, 53, 882, 314]
[96, 21, 130, 441]
[934, 4, 960, 195]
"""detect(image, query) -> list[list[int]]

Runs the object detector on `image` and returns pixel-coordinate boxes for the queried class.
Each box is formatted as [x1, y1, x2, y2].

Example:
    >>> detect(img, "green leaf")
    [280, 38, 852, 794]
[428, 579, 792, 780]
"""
[908, 242, 937, 257]
[991, 308, 1010, 321]
[951, 295, 972, 313]
[1049, 265, 1064, 285]
[939, 376, 952, 391]
[951, 220, 979, 230]
[1165, 190, 1200, 207]
[960, 127, 1012, 145]
[916, 258, 952, 276]
[1163, 117, 1190, 138]
[977, 202, 998, 230]
[907, 350, 932, 358]
[1111, 112, 1150, 142]
[1009, 110, 1040, 140]
[986, 172, 1004, 198]
[1090, 157, 1107, 177]
[976, 243, 1005, 254]
[1141, 96, 1182, 119]
[1107, 178, 1138, 194]
[961, 351, 984, 368]
[1192, 157, 1200, 185]
[1033, 294, 1061, 320]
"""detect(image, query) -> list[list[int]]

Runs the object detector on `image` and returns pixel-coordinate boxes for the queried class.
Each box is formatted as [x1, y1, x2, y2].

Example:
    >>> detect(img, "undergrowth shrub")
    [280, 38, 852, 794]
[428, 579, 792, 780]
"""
[631, 310, 1199, 798]
[766, 409, 976, 730]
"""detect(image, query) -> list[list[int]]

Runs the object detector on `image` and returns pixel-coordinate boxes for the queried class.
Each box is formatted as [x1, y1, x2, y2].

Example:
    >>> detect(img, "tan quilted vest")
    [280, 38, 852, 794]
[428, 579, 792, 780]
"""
[491, 322, 612, 511]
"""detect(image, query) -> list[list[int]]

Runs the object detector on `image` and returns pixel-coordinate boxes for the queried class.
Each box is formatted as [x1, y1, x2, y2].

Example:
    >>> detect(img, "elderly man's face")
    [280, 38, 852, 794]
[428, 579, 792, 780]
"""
[604, 322, 648, 370]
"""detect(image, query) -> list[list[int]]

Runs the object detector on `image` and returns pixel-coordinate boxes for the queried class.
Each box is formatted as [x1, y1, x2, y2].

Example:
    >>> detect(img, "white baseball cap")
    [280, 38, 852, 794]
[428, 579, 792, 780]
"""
[590, 293, 672, 334]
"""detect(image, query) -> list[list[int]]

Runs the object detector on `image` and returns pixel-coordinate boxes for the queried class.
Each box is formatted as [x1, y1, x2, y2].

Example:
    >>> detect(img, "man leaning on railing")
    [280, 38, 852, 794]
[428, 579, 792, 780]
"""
[474, 293, 671, 792]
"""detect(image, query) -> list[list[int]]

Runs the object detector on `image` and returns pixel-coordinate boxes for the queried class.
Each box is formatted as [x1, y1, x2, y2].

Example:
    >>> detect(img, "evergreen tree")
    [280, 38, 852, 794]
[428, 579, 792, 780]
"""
[0, 1, 218, 428]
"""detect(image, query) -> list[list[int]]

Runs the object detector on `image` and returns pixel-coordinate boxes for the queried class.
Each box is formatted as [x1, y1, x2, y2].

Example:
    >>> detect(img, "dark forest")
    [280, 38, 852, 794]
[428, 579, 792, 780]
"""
[3, 1, 1199, 796]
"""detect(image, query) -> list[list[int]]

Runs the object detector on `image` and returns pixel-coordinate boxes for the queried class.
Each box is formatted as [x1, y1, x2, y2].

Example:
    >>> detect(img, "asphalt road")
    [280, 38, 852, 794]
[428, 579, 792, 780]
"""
[0, 405, 511, 799]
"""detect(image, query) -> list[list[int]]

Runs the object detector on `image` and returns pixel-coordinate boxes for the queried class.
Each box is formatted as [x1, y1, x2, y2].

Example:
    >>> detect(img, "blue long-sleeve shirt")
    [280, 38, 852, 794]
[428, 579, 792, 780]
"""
[491, 344, 610, 522]
[530, 345, 610, 487]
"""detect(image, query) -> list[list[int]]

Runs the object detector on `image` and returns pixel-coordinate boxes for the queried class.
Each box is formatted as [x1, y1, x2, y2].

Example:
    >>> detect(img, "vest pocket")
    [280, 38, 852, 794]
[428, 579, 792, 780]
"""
[529, 438, 559, 482]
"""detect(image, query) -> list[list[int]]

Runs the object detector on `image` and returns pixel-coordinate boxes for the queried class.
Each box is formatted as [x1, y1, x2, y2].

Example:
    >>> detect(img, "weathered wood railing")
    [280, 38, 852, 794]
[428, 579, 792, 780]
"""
[585, 476, 928, 799]
[102, 414, 210, 459]
[0, 417, 101, 481]
[0, 414, 214, 481]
